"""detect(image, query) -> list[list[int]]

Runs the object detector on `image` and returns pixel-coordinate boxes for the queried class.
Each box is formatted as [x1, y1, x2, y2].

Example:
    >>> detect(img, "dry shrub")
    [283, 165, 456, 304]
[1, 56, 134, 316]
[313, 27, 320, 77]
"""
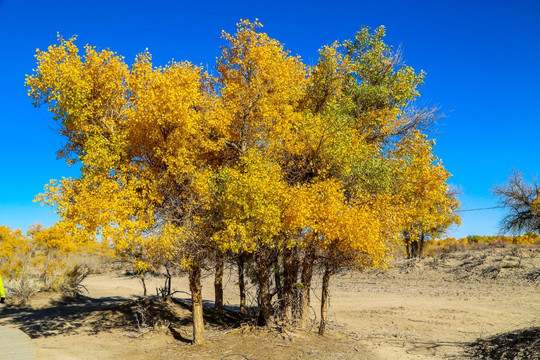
[59, 264, 90, 297]
[130, 298, 178, 333]
[0, 225, 114, 301]
[66, 250, 117, 275]
[5, 271, 40, 303]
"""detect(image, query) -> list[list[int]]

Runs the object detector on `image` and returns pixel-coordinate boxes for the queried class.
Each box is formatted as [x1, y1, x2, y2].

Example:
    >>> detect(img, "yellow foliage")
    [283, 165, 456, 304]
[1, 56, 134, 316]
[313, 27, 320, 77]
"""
[26, 21, 460, 277]
[391, 131, 461, 241]
[0, 223, 99, 293]
[28, 36, 222, 272]
[0, 226, 27, 273]
[218, 19, 308, 158]
[212, 149, 288, 253]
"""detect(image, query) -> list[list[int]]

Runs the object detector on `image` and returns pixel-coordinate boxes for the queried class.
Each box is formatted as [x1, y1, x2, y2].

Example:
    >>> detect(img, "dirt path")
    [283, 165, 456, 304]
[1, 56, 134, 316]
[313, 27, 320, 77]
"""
[329, 247, 540, 359]
[0, 245, 538, 359]
[330, 273, 538, 358]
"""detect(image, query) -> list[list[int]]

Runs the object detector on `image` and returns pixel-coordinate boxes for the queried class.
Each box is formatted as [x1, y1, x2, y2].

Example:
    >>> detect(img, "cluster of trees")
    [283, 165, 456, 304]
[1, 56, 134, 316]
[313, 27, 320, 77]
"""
[465, 233, 540, 245]
[421, 233, 540, 255]
[0, 224, 100, 299]
[26, 20, 459, 343]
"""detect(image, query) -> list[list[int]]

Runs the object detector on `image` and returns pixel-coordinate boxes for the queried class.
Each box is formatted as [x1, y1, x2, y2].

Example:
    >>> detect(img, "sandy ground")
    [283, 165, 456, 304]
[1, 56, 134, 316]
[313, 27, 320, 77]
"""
[1, 245, 539, 359]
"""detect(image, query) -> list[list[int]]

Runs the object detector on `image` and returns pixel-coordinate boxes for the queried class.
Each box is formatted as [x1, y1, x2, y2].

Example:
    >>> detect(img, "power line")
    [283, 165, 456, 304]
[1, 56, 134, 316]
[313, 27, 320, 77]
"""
[456, 206, 505, 213]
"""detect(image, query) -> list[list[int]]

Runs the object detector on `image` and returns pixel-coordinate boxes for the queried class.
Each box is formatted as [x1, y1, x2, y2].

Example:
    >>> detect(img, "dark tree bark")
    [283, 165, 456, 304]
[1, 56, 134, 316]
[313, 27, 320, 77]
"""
[410, 240, 419, 258]
[165, 265, 172, 297]
[274, 253, 283, 315]
[419, 232, 425, 257]
[281, 247, 295, 324]
[318, 265, 334, 335]
[405, 231, 425, 258]
[299, 245, 315, 327]
[404, 232, 412, 258]
[256, 250, 274, 326]
[408, 232, 425, 258]
[214, 255, 224, 312]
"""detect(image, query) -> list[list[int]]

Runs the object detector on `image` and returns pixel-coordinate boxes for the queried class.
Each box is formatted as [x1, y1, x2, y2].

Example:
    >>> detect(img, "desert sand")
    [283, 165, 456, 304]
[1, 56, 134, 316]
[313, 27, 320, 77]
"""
[1, 245, 539, 359]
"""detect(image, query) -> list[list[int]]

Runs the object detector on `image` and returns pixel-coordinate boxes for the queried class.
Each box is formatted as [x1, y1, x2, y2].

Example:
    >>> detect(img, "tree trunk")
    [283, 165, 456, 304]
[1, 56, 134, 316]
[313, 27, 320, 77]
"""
[282, 247, 295, 324]
[189, 265, 205, 345]
[214, 255, 224, 312]
[411, 240, 419, 257]
[140, 274, 147, 297]
[237, 254, 247, 314]
[256, 250, 274, 327]
[299, 246, 315, 327]
[404, 232, 412, 258]
[318, 266, 333, 335]
[274, 253, 283, 314]
[290, 250, 301, 320]
[418, 232, 425, 257]
[165, 266, 172, 297]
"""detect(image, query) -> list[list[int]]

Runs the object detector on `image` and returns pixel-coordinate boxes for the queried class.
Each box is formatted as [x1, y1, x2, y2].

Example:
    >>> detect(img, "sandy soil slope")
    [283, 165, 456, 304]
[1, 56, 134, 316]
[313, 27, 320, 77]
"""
[1, 245, 538, 359]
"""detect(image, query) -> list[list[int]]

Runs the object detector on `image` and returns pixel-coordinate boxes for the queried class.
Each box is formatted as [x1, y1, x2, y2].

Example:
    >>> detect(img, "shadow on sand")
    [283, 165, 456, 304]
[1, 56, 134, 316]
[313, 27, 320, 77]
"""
[466, 327, 540, 359]
[1, 294, 250, 341]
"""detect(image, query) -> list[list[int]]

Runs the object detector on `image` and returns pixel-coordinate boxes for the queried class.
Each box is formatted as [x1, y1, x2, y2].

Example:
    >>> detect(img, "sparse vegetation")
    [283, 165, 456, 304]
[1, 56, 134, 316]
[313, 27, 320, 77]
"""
[420, 233, 540, 257]
[0, 224, 109, 303]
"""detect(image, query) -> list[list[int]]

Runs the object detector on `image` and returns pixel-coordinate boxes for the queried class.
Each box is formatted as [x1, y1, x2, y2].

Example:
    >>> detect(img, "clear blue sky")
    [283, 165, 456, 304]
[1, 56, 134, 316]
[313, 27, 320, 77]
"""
[0, 0, 538, 238]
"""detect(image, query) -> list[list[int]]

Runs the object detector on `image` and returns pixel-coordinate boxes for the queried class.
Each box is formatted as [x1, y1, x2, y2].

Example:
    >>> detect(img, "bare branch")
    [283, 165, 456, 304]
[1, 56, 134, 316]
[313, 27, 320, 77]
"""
[492, 170, 540, 234]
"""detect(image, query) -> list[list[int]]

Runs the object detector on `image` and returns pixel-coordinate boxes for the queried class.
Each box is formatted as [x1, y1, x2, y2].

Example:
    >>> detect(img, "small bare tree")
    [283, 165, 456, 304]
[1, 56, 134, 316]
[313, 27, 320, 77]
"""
[493, 171, 540, 234]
